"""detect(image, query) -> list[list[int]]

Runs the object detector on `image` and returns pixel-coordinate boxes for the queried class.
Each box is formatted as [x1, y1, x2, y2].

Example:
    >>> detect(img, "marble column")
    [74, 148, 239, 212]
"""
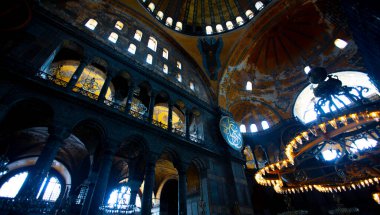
[67, 58, 90, 90]
[17, 125, 70, 199]
[148, 91, 156, 123]
[200, 169, 210, 215]
[125, 84, 135, 113]
[98, 73, 114, 102]
[185, 110, 190, 139]
[87, 142, 117, 215]
[141, 155, 157, 215]
[178, 163, 189, 215]
[167, 102, 173, 131]
[128, 179, 142, 207]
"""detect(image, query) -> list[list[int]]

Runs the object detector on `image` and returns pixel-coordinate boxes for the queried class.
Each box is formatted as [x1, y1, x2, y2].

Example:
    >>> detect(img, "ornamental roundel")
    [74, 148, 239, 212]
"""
[219, 116, 243, 151]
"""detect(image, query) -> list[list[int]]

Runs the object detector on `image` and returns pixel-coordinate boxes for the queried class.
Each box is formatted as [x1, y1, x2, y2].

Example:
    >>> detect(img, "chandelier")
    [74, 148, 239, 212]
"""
[255, 67, 380, 194]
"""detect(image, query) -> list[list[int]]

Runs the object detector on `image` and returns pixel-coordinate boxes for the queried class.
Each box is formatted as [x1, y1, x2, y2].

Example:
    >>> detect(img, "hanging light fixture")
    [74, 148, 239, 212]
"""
[255, 67, 380, 194]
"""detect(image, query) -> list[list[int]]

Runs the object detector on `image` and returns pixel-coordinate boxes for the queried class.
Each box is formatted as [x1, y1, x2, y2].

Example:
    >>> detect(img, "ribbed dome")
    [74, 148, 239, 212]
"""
[138, 0, 271, 36]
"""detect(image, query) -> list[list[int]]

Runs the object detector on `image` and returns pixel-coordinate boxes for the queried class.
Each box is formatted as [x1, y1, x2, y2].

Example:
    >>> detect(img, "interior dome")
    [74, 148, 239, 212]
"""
[138, 0, 271, 36]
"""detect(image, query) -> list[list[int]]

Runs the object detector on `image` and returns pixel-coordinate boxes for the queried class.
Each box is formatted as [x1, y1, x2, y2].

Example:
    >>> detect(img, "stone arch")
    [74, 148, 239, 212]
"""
[40, 40, 84, 72]
[72, 119, 107, 155]
[0, 97, 54, 133]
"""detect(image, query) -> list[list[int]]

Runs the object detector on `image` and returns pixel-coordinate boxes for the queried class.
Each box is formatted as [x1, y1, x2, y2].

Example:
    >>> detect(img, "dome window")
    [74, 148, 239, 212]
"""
[85, 19, 98, 30]
[156, 11, 164, 20]
[255, 1, 264, 11]
[250, 124, 258, 132]
[236, 16, 244, 26]
[114, 21, 124, 30]
[261, 120, 269, 130]
[206, 26, 213, 35]
[128, 44, 137, 54]
[216, 24, 224, 33]
[175, 22, 183, 31]
[226, 21, 234, 30]
[108, 32, 118, 43]
[304, 66, 311, 74]
[166, 17, 173, 27]
[240, 124, 247, 133]
[146, 54, 153, 64]
[163, 64, 168, 74]
[162, 48, 169, 59]
[147, 36, 157, 52]
[176, 73, 182, 82]
[245, 10, 254, 19]
[246, 81, 252, 91]
[334, 38, 348, 49]
[148, 3, 155, 12]
[177, 61, 182, 70]
[190, 82, 195, 91]
[134, 30, 143, 41]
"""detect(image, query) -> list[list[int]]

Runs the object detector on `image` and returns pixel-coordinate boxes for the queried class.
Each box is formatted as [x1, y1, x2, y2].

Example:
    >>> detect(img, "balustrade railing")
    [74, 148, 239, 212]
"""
[173, 128, 186, 137]
[0, 197, 58, 214]
[32, 70, 204, 144]
[36, 71, 68, 87]
[152, 119, 168, 129]
[104, 99, 126, 112]
[99, 204, 140, 214]
[72, 86, 99, 100]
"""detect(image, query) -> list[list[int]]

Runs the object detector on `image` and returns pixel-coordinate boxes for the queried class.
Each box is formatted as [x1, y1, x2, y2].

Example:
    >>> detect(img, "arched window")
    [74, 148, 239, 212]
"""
[166, 17, 173, 27]
[147, 36, 157, 52]
[162, 48, 169, 59]
[0, 171, 62, 202]
[163, 64, 168, 74]
[334, 38, 348, 49]
[107, 186, 142, 211]
[176, 73, 182, 82]
[148, 3, 155, 12]
[240, 124, 246, 133]
[216, 24, 224, 33]
[246, 81, 252, 91]
[108, 32, 118, 43]
[236, 16, 244, 26]
[304, 66, 311, 74]
[175, 22, 183, 31]
[134, 30, 143, 41]
[322, 148, 339, 161]
[189, 82, 195, 91]
[176, 61, 182, 70]
[255, 1, 264, 11]
[261, 120, 269, 130]
[115, 21, 124, 30]
[246, 10, 254, 19]
[146, 54, 153, 64]
[226, 21, 234, 30]
[349, 138, 377, 153]
[294, 71, 379, 123]
[128, 44, 136, 54]
[85, 19, 98, 30]
[250, 124, 258, 132]
[206, 26, 213, 35]
[156, 11, 164, 20]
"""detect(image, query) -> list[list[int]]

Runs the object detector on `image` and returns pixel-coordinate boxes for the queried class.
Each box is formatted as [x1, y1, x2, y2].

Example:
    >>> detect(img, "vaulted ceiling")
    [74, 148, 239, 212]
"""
[119, 0, 365, 126]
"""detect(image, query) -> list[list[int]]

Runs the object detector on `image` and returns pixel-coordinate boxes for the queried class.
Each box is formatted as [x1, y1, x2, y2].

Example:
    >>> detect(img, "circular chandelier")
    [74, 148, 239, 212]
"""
[255, 67, 380, 194]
